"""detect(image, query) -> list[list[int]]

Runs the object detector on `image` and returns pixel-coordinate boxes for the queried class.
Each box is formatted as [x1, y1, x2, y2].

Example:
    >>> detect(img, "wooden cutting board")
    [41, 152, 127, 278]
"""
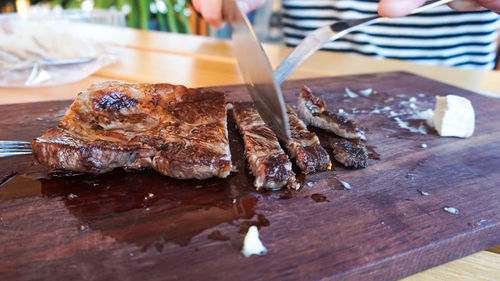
[1, 71, 499, 281]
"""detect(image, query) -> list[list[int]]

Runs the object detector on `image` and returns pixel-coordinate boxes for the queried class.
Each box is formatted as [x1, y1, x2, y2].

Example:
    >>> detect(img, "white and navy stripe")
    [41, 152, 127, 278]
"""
[282, 0, 500, 69]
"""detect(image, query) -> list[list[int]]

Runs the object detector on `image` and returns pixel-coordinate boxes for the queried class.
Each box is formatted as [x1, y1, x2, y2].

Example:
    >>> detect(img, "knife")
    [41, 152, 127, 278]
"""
[223, 0, 291, 141]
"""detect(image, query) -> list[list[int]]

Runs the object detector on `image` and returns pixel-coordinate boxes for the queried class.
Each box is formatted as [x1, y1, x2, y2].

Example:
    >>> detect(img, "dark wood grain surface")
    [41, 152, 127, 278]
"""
[1, 72, 499, 281]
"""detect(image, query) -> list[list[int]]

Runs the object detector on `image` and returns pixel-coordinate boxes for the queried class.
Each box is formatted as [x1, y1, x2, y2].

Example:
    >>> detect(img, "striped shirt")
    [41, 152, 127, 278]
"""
[282, 0, 500, 69]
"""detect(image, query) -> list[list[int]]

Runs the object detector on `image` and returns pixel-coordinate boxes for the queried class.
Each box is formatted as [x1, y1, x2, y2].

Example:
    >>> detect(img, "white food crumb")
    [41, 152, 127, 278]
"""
[410, 109, 435, 128]
[345, 88, 359, 98]
[418, 93, 425, 97]
[338, 179, 351, 190]
[359, 88, 373, 96]
[418, 190, 429, 196]
[444, 206, 459, 215]
[306, 182, 313, 187]
[421, 143, 427, 148]
[388, 111, 399, 117]
[371, 108, 381, 114]
[233, 198, 237, 204]
[433, 95, 475, 138]
[129, 252, 134, 257]
[409, 97, 417, 103]
[67, 193, 78, 199]
[338, 108, 345, 114]
[394, 117, 427, 134]
[242, 226, 267, 258]
[406, 173, 416, 180]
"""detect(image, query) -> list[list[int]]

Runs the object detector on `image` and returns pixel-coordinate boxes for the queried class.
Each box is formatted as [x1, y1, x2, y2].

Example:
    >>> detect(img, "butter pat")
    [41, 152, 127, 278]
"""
[433, 95, 475, 138]
[241, 226, 267, 257]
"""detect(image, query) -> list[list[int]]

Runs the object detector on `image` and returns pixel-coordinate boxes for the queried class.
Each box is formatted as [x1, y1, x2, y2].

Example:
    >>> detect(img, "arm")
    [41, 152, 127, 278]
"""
[378, 0, 500, 17]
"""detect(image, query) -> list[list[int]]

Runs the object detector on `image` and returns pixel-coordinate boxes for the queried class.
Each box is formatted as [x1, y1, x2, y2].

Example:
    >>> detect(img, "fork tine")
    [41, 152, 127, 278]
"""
[0, 149, 32, 152]
[0, 146, 31, 149]
[0, 151, 32, 158]
[0, 141, 31, 148]
[0, 141, 32, 158]
[0, 141, 31, 145]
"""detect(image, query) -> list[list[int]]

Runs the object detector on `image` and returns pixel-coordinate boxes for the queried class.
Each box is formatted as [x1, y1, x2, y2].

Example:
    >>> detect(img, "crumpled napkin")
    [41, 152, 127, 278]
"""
[0, 16, 118, 87]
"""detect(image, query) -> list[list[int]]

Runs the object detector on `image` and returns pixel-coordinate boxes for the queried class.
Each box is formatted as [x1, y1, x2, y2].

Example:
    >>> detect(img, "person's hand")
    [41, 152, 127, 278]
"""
[378, 0, 500, 17]
[191, 0, 266, 28]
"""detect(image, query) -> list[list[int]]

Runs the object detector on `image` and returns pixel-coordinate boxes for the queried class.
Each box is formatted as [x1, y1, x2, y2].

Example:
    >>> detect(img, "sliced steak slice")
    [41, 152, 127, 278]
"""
[233, 103, 299, 190]
[329, 138, 368, 168]
[32, 81, 233, 179]
[286, 105, 331, 173]
[297, 86, 366, 141]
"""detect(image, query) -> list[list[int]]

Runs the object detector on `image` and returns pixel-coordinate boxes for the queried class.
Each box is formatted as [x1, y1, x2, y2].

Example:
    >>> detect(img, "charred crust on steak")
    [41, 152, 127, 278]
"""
[298, 86, 367, 140]
[285, 105, 331, 173]
[329, 138, 368, 168]
[94, 90, 138, 112]
[232, 103, 298, 190]
[301, 87, 325, 115]
[32, 81, 233, 179]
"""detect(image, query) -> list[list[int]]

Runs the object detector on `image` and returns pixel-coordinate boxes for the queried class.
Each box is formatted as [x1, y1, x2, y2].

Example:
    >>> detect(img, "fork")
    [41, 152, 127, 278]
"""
[274, 0, 454, 84]
[25, 57, 96, 86]
[0, 141, 32, 158]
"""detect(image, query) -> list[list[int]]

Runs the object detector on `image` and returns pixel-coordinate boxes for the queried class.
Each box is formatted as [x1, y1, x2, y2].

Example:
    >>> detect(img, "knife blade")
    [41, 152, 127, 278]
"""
[223, 0, 291, 141]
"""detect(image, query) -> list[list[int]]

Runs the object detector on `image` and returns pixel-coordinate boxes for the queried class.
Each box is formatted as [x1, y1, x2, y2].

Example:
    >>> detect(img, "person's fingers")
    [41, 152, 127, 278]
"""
[449, 0, 500, 13]
[192, 0, 267, 29]
[478, 0, 500, 13]
[378, 0, 427, 17]
[200, 0, 223, 28]
[192, 0, 201, 12]
[447, 0, 485, 11]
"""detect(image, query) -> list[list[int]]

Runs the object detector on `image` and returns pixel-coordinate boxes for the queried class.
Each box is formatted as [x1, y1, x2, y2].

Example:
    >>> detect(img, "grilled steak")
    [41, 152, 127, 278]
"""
[32, 81, 233, 179]
[297, 86, 366, 140]
[232, 103, 299, 190]
[286, 105, 331, 173]
[330, 138, 368, 168]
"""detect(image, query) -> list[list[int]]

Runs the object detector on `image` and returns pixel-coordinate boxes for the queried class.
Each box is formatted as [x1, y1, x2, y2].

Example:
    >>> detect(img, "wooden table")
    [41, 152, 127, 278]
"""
[0, 24, 499, 280]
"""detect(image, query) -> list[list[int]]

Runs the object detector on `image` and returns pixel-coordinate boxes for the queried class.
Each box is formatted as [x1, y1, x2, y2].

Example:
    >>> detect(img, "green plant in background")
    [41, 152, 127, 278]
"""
[45, 0, 191, 33]
[129, 0, 190, 33]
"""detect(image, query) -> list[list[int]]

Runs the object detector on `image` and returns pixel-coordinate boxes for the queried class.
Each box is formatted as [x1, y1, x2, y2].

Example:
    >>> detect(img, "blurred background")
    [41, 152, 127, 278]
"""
[1, 0, 499, 70]
[0, 0, 283, 43]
